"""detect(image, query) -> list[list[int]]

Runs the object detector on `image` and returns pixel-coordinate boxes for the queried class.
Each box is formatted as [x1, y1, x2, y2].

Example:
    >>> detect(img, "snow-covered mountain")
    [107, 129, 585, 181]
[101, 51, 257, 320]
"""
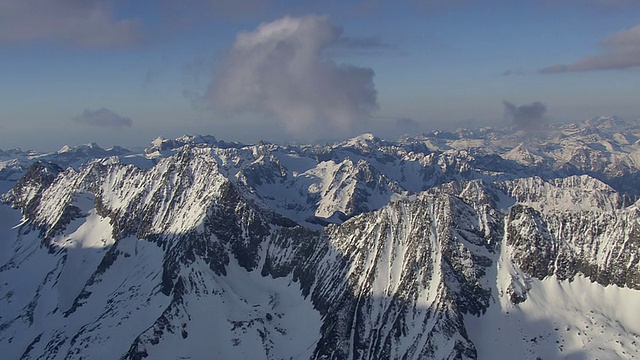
[0, 143, 132, 184]
[1, 116, 639, 359]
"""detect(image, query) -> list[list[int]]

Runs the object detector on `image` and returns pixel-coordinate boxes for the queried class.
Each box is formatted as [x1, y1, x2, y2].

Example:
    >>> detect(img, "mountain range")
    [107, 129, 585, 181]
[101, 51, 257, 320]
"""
[1, 116, 639, 359]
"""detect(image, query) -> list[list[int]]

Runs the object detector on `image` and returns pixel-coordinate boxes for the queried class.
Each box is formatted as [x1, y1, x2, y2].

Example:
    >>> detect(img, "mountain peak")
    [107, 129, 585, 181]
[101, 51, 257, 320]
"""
[57, 142, 103, 154]
[585, 115, 627, 129]
[146, 134, 218, 156]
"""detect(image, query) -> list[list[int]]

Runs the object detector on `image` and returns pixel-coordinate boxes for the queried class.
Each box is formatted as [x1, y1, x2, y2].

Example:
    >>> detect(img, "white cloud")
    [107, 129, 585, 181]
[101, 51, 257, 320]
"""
[206, 15, 378, 138]
[74, 108, 132, 128]
[541, 24, 640, 73]
[0, 0, 139, 48]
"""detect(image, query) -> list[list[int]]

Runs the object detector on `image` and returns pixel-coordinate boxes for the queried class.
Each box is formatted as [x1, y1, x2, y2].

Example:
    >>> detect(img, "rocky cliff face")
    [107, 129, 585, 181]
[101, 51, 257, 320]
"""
[1, 117, 640, 359]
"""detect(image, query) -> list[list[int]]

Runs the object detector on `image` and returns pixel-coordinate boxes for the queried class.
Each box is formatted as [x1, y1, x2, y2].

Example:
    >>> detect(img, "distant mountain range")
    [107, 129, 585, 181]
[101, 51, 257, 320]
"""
[1, 116, 639, 359]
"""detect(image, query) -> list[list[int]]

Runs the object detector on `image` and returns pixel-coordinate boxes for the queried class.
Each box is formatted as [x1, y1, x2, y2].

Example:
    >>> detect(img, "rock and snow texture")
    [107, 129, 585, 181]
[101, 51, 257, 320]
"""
[0, 116, 639, 359]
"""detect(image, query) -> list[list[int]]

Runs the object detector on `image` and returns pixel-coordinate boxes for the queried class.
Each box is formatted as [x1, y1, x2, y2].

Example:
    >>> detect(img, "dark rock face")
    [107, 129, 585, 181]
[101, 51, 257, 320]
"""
[491, 175, 640, 294]
[505, 204, 640, 290]
[506, 205, 555, 279]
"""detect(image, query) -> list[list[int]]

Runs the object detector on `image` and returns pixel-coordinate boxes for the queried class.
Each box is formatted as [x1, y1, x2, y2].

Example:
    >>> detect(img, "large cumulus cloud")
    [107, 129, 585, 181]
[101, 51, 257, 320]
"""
[206, 15, 378, 137]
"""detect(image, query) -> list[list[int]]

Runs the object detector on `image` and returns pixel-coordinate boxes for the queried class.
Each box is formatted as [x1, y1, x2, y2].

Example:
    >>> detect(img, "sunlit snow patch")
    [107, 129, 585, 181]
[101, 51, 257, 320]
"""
[466, 270, 640, 359]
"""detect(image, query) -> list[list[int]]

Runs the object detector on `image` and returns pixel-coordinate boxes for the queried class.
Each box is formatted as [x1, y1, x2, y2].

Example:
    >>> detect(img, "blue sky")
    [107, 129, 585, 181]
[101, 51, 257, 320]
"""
[1, 0, 639, 151]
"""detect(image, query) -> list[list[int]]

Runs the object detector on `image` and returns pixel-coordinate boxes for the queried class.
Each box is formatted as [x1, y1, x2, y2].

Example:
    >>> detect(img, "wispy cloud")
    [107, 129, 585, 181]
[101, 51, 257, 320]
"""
[74, 108, 132, 128]
[541, 24, 640, 73]
[0, 0, 139, 48]
[503, 101, 547, 130]
[206, 15, 378, 138]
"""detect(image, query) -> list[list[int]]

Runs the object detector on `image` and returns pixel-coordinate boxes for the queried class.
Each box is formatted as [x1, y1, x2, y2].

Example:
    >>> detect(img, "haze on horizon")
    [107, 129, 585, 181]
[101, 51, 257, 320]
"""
[1, 0, 640, 152]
